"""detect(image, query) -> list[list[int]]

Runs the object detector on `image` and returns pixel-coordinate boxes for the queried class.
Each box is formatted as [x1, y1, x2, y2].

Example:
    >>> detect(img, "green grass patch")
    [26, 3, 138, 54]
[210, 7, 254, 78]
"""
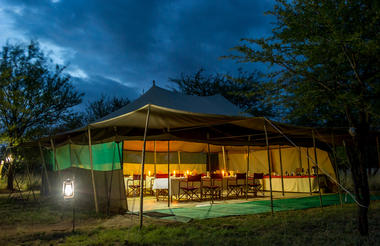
[61, 201, 380, 246]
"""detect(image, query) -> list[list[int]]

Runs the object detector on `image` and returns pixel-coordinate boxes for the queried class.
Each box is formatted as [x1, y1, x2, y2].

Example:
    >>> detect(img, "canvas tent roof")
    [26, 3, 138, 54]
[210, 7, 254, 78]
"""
[40, 85, 370, 148]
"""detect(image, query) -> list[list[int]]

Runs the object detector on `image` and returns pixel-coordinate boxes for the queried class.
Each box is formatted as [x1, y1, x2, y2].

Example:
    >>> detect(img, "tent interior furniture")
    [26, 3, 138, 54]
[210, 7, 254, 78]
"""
[126, 174, 146, 197]
[248, 173, 264, 197]
[202, 173, 223, 200]
[227, 173, 247, 198]
[178, 174, 203, 201]
[36, 85, 377, 216]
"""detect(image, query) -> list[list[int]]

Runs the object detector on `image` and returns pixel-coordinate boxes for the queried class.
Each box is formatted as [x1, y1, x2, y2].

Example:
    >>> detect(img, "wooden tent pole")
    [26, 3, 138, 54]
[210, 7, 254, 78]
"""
[50, 138, 61, 178]
[376, 136, 380, 168]
[139, 105, 151, 229]
[279, 146, 285, 196]
[154, 141, 157, 176]
[118, 141, 128, 211]
[88, 128, 99, 214]
[38, 141, 51, 195]
[306, 148, 312, 195]
[298, 147, 302, 169]
[264, 123, 274, 214]
[332, 133, 343, 207]
[167, 140, 170, 207]
[246, 143, 249, 200]
[222, 146, 227, 170]
[177, 151, 181, 173]
[312, 130, 323, 208]
[207, 142, 212, 203]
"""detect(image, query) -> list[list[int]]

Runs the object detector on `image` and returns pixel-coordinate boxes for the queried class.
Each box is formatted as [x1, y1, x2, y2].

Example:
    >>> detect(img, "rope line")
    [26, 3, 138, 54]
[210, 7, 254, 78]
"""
[264, 118, 368, 208]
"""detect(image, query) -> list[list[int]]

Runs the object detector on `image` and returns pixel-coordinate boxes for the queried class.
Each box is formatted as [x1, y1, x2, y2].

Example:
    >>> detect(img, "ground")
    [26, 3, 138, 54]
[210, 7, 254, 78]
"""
[0, 192, 379, 245]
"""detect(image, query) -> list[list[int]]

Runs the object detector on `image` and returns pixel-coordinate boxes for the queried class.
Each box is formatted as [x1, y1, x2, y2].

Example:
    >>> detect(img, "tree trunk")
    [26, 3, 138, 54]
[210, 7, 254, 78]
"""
[346, 113, 371, 236]
[7, 163, 14, 191]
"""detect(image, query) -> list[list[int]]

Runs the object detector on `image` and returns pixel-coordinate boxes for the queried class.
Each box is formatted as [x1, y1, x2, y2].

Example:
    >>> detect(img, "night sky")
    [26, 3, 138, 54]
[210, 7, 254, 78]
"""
[0, 0, 274, 106]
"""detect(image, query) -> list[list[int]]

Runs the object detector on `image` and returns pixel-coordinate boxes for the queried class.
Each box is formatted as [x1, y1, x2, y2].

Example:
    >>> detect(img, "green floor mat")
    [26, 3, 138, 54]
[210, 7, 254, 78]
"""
[150, 194, 380, 221]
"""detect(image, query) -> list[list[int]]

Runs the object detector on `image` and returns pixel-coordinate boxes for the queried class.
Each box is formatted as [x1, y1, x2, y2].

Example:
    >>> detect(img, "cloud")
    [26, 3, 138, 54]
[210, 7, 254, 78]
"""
[0, 0, 274, 104]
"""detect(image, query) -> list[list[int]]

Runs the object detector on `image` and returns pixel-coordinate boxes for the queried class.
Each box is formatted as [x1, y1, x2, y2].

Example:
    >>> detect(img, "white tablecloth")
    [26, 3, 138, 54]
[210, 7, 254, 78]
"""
[262, 176, 319, 193]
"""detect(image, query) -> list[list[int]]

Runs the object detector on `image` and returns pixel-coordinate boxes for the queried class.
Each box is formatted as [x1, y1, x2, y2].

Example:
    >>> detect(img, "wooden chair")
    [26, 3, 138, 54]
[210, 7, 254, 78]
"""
[203, 173, 223, 200]
[248, 173, 264, 196]
[126, 174, 146, 197]
[179, 174, 202, 201]
[227, 173, 246, 198]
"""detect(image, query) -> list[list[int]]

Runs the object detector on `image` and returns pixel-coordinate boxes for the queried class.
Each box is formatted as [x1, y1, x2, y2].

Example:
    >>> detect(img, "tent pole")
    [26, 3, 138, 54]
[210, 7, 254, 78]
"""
[279, 146, 285, 196]
[207, 142, 212, 203]
[38, 141, 51, 195]
[222, 146, 227, 170]
[50, 138, 61, 179]
[139, 105, 151, 229]
[167, 141, 171, 206]
[376, 136, 380, 168]
[88, 128, 99, 214]
[264, 123, 274, 214]
[332, 133, 343, 207]
[118, 141, 128, 211]
[154, 141, 157, 176]
[246, 142, 249, 200]
[298, 147, 302, 169]
[306, 148, 312, 195]
[177, 151, 181, 173]
[312, 130, 323, 208]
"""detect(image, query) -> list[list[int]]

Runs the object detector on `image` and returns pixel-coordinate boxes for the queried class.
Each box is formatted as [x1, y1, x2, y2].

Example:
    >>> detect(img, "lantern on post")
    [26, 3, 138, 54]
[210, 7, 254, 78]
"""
[63, 179, 75, 199]
[63, 178, 75, 232]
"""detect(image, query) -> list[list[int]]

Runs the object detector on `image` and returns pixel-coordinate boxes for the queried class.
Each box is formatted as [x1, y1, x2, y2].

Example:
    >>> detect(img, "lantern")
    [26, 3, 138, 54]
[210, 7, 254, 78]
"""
[63, 179, 75, 199]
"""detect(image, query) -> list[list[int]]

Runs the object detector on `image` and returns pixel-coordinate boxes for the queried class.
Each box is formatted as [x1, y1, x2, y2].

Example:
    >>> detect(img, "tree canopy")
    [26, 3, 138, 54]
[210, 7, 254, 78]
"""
[229, 0, 379, 128]
[0, 40, 83, 145]
[169, 68, 275, 117]
[84, 95, 130, 123]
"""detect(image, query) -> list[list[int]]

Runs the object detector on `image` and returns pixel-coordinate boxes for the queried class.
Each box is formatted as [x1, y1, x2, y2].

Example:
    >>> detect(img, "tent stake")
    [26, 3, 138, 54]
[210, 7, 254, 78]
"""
[279, 146, 285, 196]
[88, 128, 99, 214]
[139, 105, 151, 229]
[167, 140, 170, 207]
[38, 141, 51, 195]
[312, 130, 323, 208]
[306, 148, 312, 195]
[264, 123, 274, 214]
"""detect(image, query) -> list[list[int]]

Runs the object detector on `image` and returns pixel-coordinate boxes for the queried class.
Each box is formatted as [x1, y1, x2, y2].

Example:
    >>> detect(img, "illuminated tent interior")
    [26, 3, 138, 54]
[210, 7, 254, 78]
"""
[39, 85, 353, 213]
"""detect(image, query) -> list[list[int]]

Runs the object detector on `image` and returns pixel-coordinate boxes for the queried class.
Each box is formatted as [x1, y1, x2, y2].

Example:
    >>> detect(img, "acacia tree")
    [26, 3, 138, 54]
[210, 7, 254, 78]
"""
[228, 0, 379, 235]
[0, 40, 83, 190]
[170, 68, 275, 117]
[84, 95, 130, 123]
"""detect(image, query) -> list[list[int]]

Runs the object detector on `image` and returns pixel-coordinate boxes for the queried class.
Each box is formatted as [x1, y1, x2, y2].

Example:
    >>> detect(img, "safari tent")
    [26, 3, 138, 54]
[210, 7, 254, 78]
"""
[39, 85, 344, 213]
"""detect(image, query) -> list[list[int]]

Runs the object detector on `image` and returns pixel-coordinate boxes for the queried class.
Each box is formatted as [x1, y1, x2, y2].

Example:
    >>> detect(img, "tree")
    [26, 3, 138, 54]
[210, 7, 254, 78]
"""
[84, 95, 130, 123]
[0, 40, 83, 190]
[169, 68, 275, 117]
[228, 0, 379, 235]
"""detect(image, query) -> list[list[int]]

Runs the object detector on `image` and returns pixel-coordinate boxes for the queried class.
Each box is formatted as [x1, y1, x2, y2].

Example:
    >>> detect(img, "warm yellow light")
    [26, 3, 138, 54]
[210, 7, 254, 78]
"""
[173, 170, 176, 176]
[148, 171, 151, 176]
[222, 170, 225, 176]
[63, 179, 74, 199]
[6, 155, 13, 163]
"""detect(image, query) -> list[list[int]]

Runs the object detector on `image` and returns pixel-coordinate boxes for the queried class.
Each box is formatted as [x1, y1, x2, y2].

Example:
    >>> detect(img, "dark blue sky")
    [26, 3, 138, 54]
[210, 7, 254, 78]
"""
[0, 0, 274, 106]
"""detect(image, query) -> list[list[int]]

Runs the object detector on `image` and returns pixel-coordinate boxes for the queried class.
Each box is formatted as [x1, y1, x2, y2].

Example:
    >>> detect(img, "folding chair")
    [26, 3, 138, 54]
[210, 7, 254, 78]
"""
[179, 174, 202, 201]
[227, 173, 246, 198]
[126, 174, 146, 197]
[248, 173, 264, 196]
[202, 173, 223, 200]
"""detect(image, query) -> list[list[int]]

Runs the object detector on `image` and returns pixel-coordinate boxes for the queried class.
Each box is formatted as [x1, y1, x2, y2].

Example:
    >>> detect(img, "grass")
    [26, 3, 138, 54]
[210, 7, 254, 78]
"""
[0, 193, 379, 246]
